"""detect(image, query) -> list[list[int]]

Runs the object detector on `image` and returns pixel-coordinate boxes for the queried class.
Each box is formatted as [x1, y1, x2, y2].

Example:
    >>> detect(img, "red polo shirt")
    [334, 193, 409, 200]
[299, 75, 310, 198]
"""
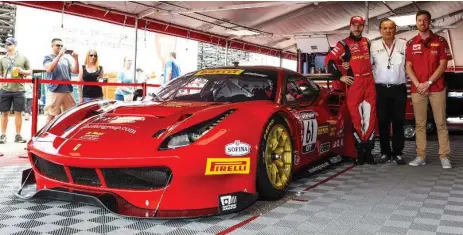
[405, 32, 452, 93]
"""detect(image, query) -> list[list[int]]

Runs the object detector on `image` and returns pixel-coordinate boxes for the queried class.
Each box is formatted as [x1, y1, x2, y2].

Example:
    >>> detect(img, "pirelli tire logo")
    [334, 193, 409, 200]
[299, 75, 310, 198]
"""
[205, 158, 250, 175]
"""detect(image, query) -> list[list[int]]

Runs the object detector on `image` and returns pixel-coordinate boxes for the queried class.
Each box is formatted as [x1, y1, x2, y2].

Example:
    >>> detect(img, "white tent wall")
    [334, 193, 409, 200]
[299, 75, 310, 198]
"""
[13, 6, 199, 78]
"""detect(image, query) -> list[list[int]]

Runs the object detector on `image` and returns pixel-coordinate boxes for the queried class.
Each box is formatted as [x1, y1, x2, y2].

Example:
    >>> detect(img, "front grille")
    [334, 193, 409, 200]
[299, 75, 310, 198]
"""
[69, 167, 101, 186]
[101, 167, 172, 190]
[32, 154, 69, 182]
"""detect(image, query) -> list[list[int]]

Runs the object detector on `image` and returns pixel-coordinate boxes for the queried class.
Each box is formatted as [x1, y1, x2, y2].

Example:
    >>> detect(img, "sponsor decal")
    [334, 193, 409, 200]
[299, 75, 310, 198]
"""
[73, 144, 82, 151]
[307, 155, 343, 174]
[318, 126, 329, 135]
[195, 69, 244, 76]
[109, 116, 145, 124]
[219, 195, 237, 211]
[225, 140, 251, 156]
[294, 150, 300, 166]
[337, 120, 345, 137]
[349, 43, 359, 51]
[320, 142, 330, 154]
[431, 50, 438, 54]
[243, 72, 267, 77]
[413, 44, 421, 51]
[332, 139, 344, 148]
[412, 52, 422, 55]
[205, 158, 250, 175]
[79, 131, 105, 141]
[352, 55, 366, 60]
[83, 124, 136, 134]
[329, 126, 336, 136]
[430, 43, 439, 47]
[329, 155, 343, 164]
[300, 111, 317, 154]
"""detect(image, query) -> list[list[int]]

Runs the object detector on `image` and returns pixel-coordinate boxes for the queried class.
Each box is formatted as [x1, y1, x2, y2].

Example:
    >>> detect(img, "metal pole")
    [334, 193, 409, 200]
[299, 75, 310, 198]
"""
[446, 30, 456, 69]
[31, 78, 39, 136]
[225, 40, 229, 66]
[133, 18, 139, 83]
[280, 50, 283, 68]
[365, 1, 369, 34]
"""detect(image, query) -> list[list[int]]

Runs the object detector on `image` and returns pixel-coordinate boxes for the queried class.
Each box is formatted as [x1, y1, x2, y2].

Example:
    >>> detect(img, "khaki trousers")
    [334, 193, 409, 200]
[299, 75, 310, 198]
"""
[411, 89, 451, 159]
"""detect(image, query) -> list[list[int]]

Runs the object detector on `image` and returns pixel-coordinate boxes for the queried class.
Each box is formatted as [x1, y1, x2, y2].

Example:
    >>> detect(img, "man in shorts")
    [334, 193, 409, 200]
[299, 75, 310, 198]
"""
[43, 38, 79, 124]
[0, 37, 31, 144]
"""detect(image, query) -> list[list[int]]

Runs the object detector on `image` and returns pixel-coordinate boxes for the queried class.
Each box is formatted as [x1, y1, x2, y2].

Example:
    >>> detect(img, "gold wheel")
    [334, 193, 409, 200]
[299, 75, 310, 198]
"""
[264, 124, 292, 190]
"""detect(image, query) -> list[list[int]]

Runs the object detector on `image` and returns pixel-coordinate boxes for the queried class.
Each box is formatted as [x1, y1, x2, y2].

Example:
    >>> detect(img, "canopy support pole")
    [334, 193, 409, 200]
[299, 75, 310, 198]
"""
[134, 18, 139, 82]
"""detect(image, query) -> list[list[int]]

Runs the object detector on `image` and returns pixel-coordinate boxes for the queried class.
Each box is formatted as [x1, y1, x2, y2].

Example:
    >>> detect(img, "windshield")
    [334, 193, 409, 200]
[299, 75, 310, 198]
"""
[156, 68, 278, 103]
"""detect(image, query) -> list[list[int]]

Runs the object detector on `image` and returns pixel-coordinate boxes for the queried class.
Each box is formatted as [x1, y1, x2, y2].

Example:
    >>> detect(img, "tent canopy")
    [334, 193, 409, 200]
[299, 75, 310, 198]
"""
[11, 1, 463, 60]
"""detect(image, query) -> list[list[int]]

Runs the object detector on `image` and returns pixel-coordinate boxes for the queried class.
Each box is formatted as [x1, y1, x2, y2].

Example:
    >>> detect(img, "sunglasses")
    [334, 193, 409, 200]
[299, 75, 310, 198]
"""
[89, 54, 97, 57]
[5, 43, 12, 46]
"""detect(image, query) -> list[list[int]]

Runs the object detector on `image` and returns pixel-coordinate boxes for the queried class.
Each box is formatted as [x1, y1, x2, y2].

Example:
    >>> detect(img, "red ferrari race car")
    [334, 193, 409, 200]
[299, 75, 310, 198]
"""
[16, 66, 356, 219]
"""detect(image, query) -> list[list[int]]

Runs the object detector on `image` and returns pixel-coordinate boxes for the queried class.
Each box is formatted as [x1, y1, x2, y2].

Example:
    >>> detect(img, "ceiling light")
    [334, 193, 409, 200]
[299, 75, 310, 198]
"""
[388, 14, 417, 27]
[225, 30, 259, 36]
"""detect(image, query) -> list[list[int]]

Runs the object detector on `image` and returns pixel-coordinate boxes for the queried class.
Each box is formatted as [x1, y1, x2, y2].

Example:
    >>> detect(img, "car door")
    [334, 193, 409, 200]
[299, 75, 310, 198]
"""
[282, 72, 330, 167]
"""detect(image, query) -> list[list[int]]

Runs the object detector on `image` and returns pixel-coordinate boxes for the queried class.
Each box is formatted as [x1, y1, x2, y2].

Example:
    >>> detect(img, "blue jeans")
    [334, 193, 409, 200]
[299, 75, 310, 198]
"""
[115, 94, 124, 101]
[83, 97, 103, 103]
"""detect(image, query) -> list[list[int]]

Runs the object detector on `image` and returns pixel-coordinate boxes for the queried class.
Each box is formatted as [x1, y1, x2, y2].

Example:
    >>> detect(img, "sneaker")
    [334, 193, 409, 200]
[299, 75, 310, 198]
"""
[409, 157, 426, 166]
[14, 135, 27, 143]
[393, 155, 406, 165]
[0, 135, 5, 144]
[441, 158, 452, 169]
[377, 154, 390, 164]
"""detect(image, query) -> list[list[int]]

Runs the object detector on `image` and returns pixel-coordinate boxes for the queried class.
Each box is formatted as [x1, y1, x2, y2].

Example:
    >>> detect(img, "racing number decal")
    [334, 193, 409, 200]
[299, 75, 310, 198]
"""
[300, 111, 317, 153]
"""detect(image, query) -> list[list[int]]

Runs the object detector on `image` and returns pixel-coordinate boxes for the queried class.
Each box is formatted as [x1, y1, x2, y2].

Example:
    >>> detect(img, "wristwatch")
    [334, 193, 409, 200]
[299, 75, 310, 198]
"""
[428, 80, 433, 85]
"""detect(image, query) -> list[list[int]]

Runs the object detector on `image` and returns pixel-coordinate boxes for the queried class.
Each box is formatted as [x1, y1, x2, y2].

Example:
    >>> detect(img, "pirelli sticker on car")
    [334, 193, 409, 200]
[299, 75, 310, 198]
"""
[205, 158, 250, 175]
[225, 140, 251, 156]
[195, 69, 244, 76]
[300, 111, 317, 154]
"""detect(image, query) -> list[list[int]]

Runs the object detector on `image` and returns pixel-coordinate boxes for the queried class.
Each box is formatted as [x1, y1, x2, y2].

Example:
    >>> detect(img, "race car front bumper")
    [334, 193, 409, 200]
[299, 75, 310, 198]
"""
[15, 167, 258, 219]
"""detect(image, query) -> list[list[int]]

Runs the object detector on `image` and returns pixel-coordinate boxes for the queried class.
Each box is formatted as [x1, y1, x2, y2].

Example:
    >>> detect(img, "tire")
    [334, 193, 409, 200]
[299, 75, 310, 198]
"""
[403, 121, 416, 140]
[256, 115, 293, 201]
[426, 121, 436, 134]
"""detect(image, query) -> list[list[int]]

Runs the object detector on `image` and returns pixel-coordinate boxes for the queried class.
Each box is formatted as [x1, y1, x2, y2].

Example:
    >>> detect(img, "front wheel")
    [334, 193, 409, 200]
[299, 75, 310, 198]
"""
[404, 121, 416, 140]
[256, 115, 293, 200]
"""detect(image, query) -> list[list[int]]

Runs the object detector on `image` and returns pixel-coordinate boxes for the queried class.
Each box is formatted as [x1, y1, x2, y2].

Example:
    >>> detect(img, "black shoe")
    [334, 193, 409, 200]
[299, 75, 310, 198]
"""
[354, 144, 365, 165]
[377, 154, 390, 164]
[364, 140, 377, 165]
[393, 155, 406, 165]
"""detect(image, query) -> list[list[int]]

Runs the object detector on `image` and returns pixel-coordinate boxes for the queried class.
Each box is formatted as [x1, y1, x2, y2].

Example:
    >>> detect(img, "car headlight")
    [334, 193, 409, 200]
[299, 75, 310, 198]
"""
[160, 109, 236, 150]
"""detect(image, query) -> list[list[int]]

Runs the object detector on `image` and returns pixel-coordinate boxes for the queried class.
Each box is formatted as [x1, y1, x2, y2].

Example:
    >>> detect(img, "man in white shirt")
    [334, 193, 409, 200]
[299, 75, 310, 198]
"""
[370, 19, 407, 165]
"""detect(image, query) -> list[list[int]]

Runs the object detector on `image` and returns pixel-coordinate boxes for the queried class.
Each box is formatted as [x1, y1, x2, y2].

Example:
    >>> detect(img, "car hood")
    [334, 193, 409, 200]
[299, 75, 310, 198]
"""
[64, 100, 230, 143]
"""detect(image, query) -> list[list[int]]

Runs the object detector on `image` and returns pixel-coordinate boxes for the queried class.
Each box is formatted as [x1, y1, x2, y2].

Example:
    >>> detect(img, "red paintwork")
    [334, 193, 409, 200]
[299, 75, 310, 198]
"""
[27, 66, 354, 217]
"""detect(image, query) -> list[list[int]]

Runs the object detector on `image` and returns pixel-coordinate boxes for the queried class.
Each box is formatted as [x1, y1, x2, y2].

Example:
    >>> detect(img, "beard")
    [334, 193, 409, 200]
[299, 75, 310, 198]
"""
[418, 25, 429, 32]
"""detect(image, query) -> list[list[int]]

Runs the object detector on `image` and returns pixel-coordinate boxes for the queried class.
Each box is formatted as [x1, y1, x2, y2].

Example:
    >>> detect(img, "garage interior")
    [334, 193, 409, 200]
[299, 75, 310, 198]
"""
[1, 1, 463, 235]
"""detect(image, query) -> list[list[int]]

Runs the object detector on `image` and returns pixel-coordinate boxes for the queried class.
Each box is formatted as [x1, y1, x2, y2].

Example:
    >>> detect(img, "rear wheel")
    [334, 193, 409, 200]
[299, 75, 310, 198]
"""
[257, 115, 293, 200]
[404, 121, 416, 140]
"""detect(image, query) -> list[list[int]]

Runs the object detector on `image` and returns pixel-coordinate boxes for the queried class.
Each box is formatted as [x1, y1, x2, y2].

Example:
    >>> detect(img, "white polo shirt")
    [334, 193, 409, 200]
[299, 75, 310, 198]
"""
[371, 38, 407, 85]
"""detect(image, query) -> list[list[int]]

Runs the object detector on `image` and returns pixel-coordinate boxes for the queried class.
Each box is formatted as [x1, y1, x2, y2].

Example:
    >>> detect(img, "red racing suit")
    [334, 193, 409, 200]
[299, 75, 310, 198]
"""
[325, 36, 376, 144]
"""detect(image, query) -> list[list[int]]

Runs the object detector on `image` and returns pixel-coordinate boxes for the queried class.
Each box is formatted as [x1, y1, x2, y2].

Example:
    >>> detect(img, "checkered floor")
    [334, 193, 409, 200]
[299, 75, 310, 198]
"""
[1, 136, 463, 235]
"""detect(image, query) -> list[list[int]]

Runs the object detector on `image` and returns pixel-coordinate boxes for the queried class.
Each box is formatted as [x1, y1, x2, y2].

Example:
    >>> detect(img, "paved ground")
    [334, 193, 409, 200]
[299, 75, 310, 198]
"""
[1, 115, 463, 235]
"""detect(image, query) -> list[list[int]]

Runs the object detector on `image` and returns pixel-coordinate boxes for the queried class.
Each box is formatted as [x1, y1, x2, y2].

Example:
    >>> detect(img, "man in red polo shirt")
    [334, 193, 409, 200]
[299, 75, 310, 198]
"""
[405, 10, 452, 169]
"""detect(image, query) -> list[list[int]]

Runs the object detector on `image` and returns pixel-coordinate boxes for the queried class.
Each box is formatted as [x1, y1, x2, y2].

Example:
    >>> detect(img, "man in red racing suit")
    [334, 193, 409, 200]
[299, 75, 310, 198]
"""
[325, 16, 377, 165]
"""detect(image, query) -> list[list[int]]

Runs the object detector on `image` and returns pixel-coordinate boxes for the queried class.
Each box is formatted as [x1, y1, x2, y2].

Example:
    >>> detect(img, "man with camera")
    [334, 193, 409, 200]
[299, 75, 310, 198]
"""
[43, 38, 79, 124]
